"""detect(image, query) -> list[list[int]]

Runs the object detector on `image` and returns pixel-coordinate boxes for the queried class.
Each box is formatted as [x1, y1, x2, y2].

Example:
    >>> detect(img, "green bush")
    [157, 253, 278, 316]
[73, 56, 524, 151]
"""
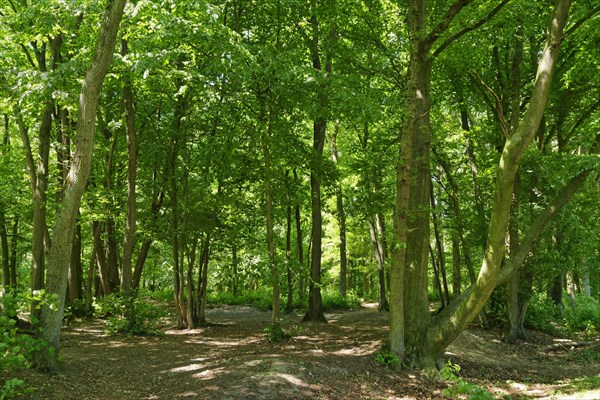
[321, 289, 362, 311]
[0, 292, 51, 399]
[524, 293, 560, 333]
[563, 294, 600, 334]
[374, 350, 400, 368]
[441, 362, 495, 400]
[94, 293, 166, 336]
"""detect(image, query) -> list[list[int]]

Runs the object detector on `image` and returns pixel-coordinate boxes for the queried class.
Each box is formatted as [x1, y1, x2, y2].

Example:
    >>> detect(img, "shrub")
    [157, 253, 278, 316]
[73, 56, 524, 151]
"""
[524, 293, 560, 333]
[321, 289, 361, 311]
[95, 293, 167, 336]
[441, 362, 495, 400]
[563, 294, 600, 334]
[374, 351, 400, 368]
[0, 291, 51, 399]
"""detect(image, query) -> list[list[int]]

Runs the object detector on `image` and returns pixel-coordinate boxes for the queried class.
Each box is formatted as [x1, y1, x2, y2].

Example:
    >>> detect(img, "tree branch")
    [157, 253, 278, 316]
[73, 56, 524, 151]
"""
[472, 69, 510, 139]
[425, 0, 473, 46]
[564, 5, 600, 37]
[499, 168, 591, 284]
[433, 0, 511, 58]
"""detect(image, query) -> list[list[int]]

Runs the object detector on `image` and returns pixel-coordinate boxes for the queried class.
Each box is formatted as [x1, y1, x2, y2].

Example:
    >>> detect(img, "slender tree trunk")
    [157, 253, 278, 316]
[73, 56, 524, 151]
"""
[294, 171, 304, 300]
[369, 218, 388, 311]
[0, 210, 9, 292]
[85, 249, 96, 313]
[132, 190, 164, 289]
[451, 231, 461, 297]
[37, 0, 127, 372]
[67, 222, 83, 304]
[92, 221, 112, 296]
[286, 199, 294, 313]
[120, 39, 137, 298]
[197, 232, 211, 325]
[330, 120, 347, 298]
[9, 217, 18, 289]
[430, 181, 450, 306]
[260, 93, 280, 328]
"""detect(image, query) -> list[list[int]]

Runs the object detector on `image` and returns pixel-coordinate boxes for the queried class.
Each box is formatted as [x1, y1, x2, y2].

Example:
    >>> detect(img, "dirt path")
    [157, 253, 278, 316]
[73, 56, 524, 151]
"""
[15, 305, 600, 399]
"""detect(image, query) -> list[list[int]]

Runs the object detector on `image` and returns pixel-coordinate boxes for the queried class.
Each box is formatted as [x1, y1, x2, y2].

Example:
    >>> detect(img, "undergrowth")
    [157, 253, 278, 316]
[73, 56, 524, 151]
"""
[0, 291, 54, 399]
[93, 292, 166, 336]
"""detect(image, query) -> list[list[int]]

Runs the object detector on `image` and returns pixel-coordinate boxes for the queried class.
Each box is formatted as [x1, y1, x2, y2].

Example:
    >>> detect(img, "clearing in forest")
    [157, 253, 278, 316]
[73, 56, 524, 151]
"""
[15, 304, 600, 399]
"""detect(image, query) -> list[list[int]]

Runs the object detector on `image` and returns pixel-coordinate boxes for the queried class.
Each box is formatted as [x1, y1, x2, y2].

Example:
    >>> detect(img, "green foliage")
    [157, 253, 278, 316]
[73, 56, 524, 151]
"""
[321, 289, 362, 311]
[373, 350, 400, 368]
[441, 362, 495, 400]
[94, 293, 166, 336]
[563, 295, 600, 335]
[0, 292, 48, 399]
[264, 322, 292, 343]
[525, 293, 561, 333]
[207, 287, 274, 310]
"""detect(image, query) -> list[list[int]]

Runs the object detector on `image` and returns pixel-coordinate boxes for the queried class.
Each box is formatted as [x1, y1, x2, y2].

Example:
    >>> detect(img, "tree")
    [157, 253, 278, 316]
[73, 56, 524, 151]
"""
[37, 0, 127, 372]
[389, 0, 571, 372]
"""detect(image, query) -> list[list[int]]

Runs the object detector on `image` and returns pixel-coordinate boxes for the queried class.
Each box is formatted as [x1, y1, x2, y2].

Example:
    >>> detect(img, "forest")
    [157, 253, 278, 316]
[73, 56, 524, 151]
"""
[1, 0, 599, 398]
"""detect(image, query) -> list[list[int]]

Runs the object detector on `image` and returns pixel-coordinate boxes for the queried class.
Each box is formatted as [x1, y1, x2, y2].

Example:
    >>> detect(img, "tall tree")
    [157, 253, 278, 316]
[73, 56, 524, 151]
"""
[37, 0, 127, 372]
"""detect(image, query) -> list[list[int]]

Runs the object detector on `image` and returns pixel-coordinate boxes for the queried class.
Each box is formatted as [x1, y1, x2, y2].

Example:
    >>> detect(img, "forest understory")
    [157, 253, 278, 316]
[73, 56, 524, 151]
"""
[11, 304, 600, 400]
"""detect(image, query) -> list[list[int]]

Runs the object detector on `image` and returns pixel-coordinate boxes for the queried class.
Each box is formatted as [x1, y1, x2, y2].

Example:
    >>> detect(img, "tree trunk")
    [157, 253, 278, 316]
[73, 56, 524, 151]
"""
[330, 120, 347, 298]
[67, 221, 83, 304]
[390, 0, 433, 364]
[132, 190, 164, 290]
[303, 4, 334, 323]
[451, 231, 461, 297]
[294, 171, 305, 300]
[260, 93, 280, 328]
[9, 216, 18, 289]
[92, 221, 112, 296]
[85, 249, 96, 314]
[369, 218, 388, 311]
[0, 209, 9, 292]
[430, 181, 450, 306]
[285, 199, 294, 313]
[37, 0, 127, 373]
[422, 0, 571, 370]
[120, 38, 137, 298]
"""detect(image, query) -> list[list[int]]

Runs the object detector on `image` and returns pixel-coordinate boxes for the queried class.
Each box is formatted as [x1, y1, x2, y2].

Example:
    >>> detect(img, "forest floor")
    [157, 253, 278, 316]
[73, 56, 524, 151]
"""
[12, 303, 600, 400]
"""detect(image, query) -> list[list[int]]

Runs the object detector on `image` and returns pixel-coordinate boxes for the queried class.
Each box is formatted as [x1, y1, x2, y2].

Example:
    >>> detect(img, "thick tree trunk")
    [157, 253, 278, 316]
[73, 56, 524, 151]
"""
[37, 0, 127, 373]
[390, 0, 433, 363]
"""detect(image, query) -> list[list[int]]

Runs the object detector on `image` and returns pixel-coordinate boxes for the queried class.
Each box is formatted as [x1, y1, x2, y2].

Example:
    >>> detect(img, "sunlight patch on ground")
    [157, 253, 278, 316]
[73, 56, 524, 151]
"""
[192, 366, 226, 380]
[169, 363, 206, 373]
[332, 341, 382, 356]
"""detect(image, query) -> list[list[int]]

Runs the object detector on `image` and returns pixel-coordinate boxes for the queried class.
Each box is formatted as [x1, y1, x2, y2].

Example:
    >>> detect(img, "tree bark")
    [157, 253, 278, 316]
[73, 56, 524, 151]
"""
[0, 209, 9, 291]
[67, 221, 83, 304]
[424, 0, 571, 369]
[37, 0, 127, 373]
[303, 6, 333, 323]
[120, 39, 137, 298]
[330, 120, 347, 298]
